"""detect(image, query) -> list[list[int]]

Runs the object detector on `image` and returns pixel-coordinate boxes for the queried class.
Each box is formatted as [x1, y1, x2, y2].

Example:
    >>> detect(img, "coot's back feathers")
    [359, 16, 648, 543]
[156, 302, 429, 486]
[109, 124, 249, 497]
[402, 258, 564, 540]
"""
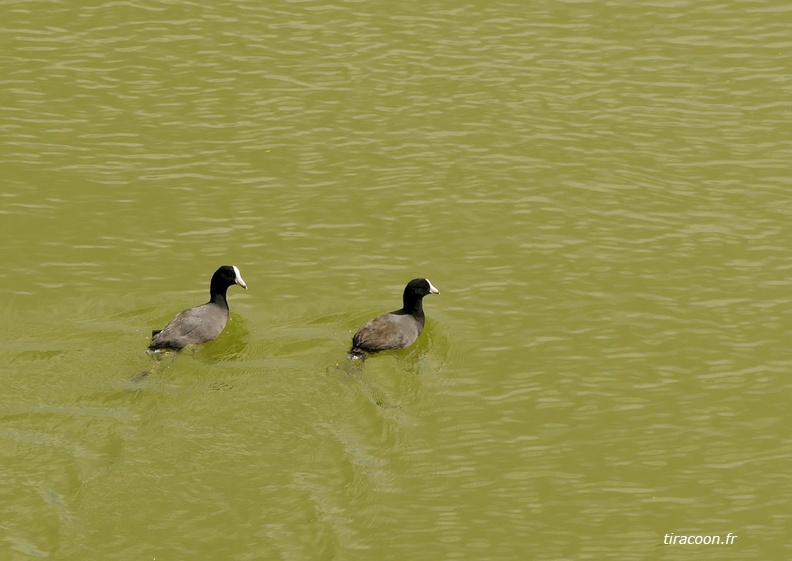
[148, 265, 247, 351]
[350, 278, 439, 359]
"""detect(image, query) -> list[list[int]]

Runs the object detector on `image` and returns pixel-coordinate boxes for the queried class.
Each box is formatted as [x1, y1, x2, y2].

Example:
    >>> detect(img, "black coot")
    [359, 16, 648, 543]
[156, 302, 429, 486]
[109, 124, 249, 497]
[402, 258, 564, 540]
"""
[148, 265, 247, 351]
[349, 278, 439, 359]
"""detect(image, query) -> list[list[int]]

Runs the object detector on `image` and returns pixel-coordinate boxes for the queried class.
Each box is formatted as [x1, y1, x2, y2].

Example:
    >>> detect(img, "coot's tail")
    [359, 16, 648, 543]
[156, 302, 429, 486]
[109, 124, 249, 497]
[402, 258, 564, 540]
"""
[347, 347, 368, 362]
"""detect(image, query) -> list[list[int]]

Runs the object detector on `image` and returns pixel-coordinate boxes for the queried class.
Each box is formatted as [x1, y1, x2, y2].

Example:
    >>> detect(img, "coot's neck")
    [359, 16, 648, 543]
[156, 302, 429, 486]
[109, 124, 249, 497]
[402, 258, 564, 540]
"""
[209, 283, 230, 308]
[402, 292, 425, 318]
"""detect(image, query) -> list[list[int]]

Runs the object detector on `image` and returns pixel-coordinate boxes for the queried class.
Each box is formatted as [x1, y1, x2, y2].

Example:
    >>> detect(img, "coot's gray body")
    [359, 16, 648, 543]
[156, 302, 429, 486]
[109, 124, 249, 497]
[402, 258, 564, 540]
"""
[148, 265, 247, 351]
[350, 278, 439, 359]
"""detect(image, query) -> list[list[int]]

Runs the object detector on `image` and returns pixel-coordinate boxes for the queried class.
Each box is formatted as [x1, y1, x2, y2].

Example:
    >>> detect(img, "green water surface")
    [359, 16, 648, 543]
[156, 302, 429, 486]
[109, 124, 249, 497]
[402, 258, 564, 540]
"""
[1, 1, 790, 559]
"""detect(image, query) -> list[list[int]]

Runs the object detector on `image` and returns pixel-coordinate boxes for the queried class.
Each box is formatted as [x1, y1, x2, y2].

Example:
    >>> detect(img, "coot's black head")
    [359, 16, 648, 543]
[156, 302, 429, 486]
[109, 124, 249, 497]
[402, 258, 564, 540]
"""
[210, 265, 247, 295]
[404, 278, 440, 301]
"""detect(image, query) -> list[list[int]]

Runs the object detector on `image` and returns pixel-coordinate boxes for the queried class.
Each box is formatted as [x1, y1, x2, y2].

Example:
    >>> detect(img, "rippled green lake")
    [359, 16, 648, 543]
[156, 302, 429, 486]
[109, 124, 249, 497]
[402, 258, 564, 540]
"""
[2, 1, 790, 559]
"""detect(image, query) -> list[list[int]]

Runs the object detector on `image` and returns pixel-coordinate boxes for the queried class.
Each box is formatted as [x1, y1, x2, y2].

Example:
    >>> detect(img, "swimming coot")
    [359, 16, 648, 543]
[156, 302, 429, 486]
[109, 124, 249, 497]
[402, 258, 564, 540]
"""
[349, 278, 439, 359]
[148, 265, 247, 351]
